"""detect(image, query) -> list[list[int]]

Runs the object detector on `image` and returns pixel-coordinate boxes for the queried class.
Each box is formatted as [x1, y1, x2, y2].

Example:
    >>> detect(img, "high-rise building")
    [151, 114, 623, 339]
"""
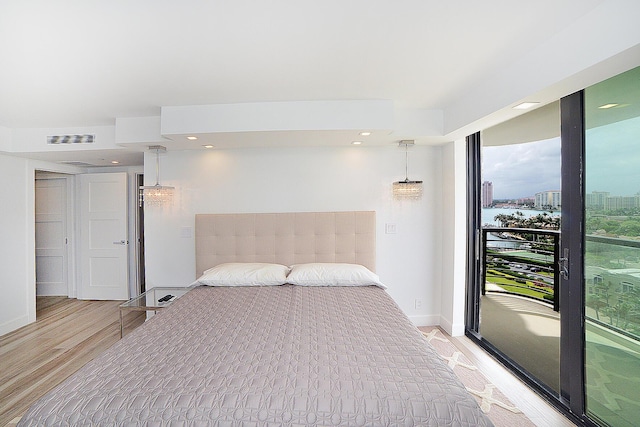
[585, 191, 610, 210]
[535, 191, 561, 210]
[585, 191, 640, 211]
[482, 181, 493, 207]
[605, 195, 640, 210]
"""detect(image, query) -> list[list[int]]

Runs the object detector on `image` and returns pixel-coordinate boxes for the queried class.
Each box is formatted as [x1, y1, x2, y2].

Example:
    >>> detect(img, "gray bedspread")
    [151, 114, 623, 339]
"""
[19, 285, 493, 426]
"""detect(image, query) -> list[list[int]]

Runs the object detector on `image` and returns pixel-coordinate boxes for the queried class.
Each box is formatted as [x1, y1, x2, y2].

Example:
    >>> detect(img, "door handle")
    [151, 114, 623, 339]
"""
[113, 240, 128, 245]
[559, 248, 569, 280]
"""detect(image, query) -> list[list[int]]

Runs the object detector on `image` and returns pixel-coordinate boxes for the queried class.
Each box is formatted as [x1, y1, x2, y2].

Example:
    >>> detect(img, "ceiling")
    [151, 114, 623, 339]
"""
[0, 0, 634, 167]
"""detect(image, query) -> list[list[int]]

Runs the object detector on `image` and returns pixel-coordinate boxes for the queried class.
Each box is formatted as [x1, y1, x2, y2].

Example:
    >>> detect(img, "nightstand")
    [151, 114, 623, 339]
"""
[119, 287, 192, 337]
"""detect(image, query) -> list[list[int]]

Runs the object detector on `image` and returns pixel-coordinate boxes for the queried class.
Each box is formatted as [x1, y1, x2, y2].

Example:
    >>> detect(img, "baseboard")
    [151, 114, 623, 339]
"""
[0, 314, 30, 337]
[408, 315, 465, 336]
[36, 290, 68, 297]
[408, 314, 440, 327]
[439, 315, 465, 337]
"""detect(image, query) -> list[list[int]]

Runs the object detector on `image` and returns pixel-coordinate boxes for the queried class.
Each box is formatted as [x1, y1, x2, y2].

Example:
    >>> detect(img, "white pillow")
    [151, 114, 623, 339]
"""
[286, 263, 386, 289]
[193, 263, 290, 287]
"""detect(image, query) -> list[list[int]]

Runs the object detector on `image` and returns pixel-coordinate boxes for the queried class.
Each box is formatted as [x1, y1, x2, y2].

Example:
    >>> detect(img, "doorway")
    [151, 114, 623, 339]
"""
[467, 65, 640, 427]
[35, 172, 72, 299]
[136, 173, 146, 294]
[476, 102, 562, 394]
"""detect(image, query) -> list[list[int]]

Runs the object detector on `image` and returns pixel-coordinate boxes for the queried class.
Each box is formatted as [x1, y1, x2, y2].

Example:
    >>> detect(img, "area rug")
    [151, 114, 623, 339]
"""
[419, 326, 536, 427]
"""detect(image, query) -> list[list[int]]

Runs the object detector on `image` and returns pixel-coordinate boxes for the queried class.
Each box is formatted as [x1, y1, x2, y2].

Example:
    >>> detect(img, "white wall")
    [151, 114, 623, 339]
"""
[143, 145, 443, 325]
[0, 154, 35, 336]
[439, 139, 469, 336]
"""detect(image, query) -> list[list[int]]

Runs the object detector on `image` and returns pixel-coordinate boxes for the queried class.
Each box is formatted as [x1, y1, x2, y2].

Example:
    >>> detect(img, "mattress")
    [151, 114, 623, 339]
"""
[19, 285, 492, 426]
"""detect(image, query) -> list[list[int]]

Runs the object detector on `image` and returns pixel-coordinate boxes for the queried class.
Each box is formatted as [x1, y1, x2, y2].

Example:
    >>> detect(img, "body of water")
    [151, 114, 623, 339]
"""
[482, 207, 560, 226]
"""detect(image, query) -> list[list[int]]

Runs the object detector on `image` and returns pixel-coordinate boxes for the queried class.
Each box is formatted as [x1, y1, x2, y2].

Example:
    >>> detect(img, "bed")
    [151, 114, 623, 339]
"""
[19, 212, 492, 426]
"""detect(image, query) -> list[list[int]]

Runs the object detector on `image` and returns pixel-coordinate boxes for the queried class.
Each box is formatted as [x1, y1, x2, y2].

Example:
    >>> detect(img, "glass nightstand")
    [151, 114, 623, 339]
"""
[119, 287, 192, 337]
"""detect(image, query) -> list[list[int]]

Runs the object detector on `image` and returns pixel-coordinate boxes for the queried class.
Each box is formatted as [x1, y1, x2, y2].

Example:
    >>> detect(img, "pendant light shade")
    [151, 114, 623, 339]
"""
[393, 140, 423, 199]
[139, 145, 174, 207]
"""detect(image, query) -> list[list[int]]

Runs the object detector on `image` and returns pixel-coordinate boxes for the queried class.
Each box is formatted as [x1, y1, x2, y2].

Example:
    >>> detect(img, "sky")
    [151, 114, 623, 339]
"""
[585, 116, 640, 196]
[482, 137, 561, 200]
[482, 116, 640, 200]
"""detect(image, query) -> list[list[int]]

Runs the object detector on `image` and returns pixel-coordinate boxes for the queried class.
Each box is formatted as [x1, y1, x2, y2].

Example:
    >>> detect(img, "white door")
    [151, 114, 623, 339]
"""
[79, 173, 129, 300]
[35, 178, 68, 296]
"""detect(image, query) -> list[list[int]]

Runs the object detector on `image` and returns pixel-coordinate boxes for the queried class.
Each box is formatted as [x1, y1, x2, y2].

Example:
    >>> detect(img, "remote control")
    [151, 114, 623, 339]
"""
[158, 294, 173, 302]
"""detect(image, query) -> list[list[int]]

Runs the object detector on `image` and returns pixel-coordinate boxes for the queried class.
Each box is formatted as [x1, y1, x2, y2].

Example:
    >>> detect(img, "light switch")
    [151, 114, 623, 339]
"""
[385, 223, 397, 234]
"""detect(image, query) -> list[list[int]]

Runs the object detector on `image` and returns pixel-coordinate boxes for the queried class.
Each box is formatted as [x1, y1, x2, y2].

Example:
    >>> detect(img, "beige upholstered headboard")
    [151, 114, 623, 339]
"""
[195, 211, 376, 277]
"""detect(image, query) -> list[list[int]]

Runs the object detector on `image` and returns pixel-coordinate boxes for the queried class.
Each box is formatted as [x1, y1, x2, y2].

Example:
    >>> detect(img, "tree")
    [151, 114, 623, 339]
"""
[592, 280, 616, 326]
[618, 220, 640, 236]
[587, 295, 606, 321]
[493, 211, 560, 230]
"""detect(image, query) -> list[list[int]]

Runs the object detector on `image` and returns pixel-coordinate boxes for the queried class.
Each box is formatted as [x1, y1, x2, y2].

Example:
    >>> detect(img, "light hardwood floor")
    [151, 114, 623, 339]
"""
[0, 297, 144, 427]
[1, 298, 576, 427]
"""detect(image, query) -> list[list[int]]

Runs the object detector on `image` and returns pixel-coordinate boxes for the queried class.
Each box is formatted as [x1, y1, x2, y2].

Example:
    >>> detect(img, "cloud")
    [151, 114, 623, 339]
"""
[482, 137, 561, 199]
[481, 116, 640, 200]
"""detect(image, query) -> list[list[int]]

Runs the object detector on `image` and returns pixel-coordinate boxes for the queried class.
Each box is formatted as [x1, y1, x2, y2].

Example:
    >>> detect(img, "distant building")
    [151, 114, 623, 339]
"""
[517, 197, 535, 207]
[482, 181, 493, 207]
[605, 195, 640, 211]
[586, 191, 640, 211]
[587, 267, 640, 305]
[586, 191, 610, 210]
[535, 190, 561, 210]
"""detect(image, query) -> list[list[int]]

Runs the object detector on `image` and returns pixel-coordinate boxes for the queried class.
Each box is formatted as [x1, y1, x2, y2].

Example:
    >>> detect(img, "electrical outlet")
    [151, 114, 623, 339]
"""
[415, 299, 423, 310]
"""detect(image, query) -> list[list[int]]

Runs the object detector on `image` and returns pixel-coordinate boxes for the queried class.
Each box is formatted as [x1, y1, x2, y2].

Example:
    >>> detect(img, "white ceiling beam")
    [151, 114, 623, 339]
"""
[160, 100, 394, 136]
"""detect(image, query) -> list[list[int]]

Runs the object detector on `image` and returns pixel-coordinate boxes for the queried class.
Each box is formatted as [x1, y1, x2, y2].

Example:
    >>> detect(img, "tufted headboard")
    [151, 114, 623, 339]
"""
[195, 211, 376, 277]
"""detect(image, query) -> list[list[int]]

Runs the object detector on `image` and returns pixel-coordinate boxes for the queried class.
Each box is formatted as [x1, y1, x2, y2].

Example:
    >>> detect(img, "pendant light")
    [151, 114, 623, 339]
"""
[139, 145, 174, 207]
[393, 140, 423, 199]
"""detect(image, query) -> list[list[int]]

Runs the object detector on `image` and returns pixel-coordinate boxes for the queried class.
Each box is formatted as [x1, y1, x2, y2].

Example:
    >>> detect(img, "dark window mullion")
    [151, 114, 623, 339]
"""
[559, 90, 586, 415]
[465, 132, 482, 332]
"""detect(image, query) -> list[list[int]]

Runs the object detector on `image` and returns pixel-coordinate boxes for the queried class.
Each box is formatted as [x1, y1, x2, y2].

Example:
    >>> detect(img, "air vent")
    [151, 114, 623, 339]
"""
[47, 134, 95, 144]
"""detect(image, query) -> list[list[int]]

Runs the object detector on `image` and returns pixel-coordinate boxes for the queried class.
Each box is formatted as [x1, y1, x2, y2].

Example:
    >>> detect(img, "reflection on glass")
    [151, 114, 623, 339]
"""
[481, 228, 560, 390]
[584, 65, 640, 427]
[480, 101, 561, 393]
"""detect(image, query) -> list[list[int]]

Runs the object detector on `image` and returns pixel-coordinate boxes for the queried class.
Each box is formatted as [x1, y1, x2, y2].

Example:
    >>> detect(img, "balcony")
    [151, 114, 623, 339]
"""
[482, 228, 559, 309]
[480, 227, 560, 392]
[480, 229, 640, 426]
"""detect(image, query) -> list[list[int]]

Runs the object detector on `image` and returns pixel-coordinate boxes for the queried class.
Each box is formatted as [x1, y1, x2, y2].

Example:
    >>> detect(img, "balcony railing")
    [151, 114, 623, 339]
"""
[482, 227, 560, 311]
[482, 227, 640, 338]
[584, 234, 640, 339]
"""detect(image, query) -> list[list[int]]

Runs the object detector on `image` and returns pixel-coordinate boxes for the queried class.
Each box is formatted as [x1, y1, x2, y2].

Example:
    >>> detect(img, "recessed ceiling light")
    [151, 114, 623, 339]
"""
[352, 141, 362, 145]
[598, 103, 619, 109]
[111, 160, 120, 164]
[513, 102, 540, 110]
[203, 145, 214, 149]
[359, 131, 371, 136]
[187, 136, 198, 140]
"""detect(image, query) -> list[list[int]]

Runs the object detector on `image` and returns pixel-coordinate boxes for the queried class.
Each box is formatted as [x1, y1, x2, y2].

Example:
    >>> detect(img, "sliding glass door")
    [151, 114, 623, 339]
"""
[478, 102, 562, 395]
[467, 65, 640, 426]
[583, 66, 640, 427]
